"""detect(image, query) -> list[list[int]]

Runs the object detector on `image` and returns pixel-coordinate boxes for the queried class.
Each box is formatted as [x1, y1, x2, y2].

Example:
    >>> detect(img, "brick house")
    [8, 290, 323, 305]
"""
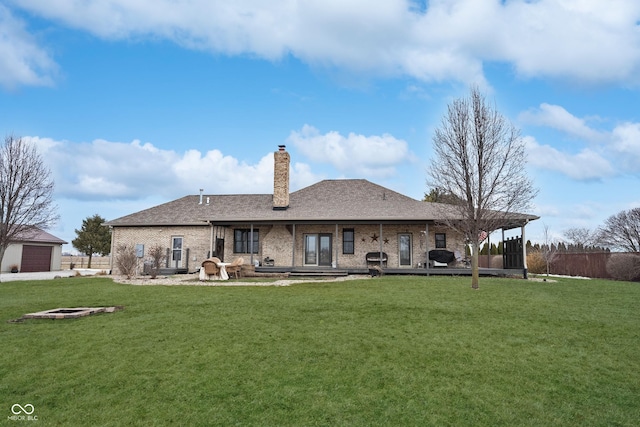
[105, 146, 537, 276]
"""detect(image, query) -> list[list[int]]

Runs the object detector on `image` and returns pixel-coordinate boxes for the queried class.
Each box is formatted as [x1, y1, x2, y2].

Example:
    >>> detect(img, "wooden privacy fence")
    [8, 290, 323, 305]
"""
[61, 255, 111, 270]
[549, 252, 611, 279]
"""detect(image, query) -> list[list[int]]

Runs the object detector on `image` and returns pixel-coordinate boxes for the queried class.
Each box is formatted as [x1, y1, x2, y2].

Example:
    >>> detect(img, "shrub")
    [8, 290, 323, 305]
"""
[115, 244, 138, 278]
[146, 245, 166, 279]
[527, 251, 546, 274]
[606, 253, 640, 281]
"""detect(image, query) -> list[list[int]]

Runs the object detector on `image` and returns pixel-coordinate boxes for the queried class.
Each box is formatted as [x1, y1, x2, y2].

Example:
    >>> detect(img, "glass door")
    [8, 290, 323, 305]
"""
[304, 234, 333, 266]
[171, 236, 183, 268]
[319, 234, 332, 266]
[304, 235, 317, 265]
[399, 234, 412, 267]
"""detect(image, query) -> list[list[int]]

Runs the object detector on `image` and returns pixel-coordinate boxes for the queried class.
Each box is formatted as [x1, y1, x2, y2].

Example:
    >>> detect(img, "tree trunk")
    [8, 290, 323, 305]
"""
[88, 253, 93, 269]
[471, 241, 480, 289]
[0, 246, 6, 278]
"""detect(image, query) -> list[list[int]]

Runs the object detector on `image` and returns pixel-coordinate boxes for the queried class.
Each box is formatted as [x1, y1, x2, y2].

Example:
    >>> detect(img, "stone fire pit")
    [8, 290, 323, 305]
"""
[22, 306, 123, 320]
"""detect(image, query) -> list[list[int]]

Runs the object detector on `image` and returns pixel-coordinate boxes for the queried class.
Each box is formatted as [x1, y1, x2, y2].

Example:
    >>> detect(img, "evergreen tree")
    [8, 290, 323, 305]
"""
[72, 214, 111, 268]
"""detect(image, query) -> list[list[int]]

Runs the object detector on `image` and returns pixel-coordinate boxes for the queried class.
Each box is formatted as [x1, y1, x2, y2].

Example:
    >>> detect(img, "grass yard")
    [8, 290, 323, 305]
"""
[1, 275, 639, 426]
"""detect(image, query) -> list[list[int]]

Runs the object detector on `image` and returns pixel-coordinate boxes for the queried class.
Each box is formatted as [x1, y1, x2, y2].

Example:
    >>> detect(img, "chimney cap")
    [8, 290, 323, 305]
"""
[278, 145, 286, 151]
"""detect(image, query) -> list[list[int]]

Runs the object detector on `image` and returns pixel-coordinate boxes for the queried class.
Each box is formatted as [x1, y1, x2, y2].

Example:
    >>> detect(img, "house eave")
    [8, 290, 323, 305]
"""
[107, 221, 210, 228]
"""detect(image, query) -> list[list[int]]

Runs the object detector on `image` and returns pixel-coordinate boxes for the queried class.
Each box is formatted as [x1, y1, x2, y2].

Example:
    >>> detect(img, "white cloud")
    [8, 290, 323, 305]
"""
[531, 202, 561, 218]
[0, 5, 57, 89]
[519, 103, 606, 142]
[23, 136, 320, 201]
[611, 122, 640, 173]
[524, 136, 615, 181]
[521, 104, 640, 178]
[6, 0, 640, 88]
[499, 0, 640, 82]
[287, 124, 414, 178]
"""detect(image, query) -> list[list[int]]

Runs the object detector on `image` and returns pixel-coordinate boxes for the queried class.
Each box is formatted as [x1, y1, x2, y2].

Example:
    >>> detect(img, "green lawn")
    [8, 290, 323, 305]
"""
[1, 276, 639, 426]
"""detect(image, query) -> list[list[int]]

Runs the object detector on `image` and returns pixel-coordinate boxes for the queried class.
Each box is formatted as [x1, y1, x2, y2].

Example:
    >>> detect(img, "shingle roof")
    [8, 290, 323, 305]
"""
[12, 227, 67, 244]
[104, 179, 538, 226]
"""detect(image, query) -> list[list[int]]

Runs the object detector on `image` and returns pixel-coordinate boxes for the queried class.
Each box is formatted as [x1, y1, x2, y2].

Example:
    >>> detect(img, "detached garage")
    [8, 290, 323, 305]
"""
[2, 228, 66, 273]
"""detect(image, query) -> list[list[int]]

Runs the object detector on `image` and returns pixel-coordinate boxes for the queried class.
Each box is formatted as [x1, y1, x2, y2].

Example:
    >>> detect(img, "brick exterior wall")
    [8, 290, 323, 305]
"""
[111, 225, 211, 274]
[273, 147, 290, 209]
[111, 222, 465, 273]
[261, 225, 291, 265]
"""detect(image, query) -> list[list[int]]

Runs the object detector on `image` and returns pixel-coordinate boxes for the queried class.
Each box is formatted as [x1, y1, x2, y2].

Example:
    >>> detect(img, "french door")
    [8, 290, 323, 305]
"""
[304, 234, 332, 266]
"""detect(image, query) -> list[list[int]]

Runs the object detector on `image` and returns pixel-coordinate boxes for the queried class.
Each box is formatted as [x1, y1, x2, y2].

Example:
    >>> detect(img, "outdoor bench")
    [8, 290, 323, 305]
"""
[366, 251, 388, 267]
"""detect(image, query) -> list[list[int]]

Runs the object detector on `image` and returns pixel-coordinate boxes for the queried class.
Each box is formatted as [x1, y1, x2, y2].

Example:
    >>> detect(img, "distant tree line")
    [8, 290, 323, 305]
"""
[526, 241, 609, 254]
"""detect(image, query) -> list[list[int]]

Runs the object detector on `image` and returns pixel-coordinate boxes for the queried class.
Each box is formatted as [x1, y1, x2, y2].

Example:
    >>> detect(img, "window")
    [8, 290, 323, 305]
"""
[343, 229, 354, 254]
[234, 229, 259, 253]
[435, 233, 447, 248]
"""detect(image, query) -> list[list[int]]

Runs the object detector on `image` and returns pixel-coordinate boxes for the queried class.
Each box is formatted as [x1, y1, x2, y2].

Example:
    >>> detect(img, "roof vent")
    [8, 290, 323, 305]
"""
[199, 189, 204, 205]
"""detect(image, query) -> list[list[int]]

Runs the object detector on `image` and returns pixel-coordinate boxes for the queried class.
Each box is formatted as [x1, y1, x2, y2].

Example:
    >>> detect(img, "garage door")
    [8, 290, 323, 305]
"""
[20, 245, 53, 272]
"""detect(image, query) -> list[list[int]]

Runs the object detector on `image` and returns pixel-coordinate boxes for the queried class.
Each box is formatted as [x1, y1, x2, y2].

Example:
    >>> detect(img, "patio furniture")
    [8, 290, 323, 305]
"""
[366, 251, 388, 267]
[263, 257, 274, 266]
[428, 250, 455, 267]
[226, 257, 244, 279]
[200, 257, 221, 280]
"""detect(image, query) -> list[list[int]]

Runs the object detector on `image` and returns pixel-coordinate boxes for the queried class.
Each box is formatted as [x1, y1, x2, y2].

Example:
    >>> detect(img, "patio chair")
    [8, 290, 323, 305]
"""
[201, 257, 222, 277]
[226, 257, 244, 279]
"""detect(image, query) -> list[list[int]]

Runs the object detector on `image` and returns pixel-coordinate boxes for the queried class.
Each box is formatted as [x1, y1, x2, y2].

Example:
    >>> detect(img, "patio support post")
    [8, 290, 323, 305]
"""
[521, 221, 528, 279]
[425, 223, 429, 273]
[292, 224, 296, 268]
[501, 228, 506, 269]
[209, 222, 214, 258]
[487, 231, 491, 269]
[250, 224, 254, 266]
[379, 223, 384, 268]
[335, 223, 339, 268]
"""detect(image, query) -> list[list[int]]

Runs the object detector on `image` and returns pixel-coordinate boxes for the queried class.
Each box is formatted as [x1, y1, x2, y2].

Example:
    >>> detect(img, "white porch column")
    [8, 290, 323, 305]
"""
[501, 228, 506, 269]
[521, 221, 529, 279]
[487, 231, 491, 269]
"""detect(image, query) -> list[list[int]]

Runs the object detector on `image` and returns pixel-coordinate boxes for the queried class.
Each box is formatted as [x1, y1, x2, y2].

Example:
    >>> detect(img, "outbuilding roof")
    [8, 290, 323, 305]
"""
[12, 227, 67, 244]
[104, 179, 538, 227]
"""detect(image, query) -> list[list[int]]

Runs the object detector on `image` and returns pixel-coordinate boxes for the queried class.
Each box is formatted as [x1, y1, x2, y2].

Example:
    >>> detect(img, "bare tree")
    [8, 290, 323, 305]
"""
[563, 227, 600, 251]
[147, 244, 166, 279]
[540, 224, 559, 278]
[0, 135, 58, 269]
[428, 87, 537, 289]
[598, 208, 640, 252]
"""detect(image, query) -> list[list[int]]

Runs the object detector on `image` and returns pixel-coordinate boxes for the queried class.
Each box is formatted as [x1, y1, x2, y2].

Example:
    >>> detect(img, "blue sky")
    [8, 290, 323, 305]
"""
[1, 0, 639, 253]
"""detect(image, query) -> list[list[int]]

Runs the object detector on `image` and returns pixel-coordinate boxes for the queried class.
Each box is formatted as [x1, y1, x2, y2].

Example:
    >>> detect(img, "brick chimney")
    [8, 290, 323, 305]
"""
[273, 145, 290, 210]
